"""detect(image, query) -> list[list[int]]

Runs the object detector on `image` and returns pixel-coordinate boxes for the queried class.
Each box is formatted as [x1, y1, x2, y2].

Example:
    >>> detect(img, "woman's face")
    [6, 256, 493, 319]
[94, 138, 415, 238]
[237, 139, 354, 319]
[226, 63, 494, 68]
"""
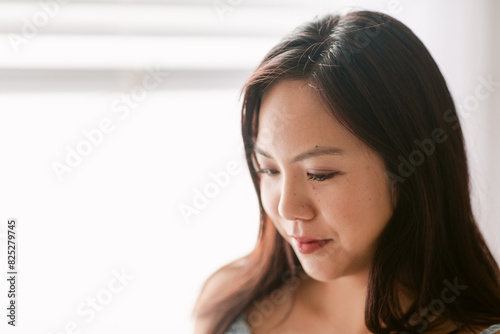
[254, 79, 395, 282]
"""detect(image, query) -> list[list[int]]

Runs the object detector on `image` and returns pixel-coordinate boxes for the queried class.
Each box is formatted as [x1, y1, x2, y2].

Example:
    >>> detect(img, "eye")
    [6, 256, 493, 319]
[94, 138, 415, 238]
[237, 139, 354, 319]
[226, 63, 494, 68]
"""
[307, 173, 336, 182]
[256, 169, 336, 182]
[256, 168, 278, 176]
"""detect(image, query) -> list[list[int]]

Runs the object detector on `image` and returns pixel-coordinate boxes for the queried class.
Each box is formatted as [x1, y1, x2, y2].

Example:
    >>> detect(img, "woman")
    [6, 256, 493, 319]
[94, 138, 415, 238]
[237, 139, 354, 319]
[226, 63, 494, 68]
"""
[192, 9, 500, 334]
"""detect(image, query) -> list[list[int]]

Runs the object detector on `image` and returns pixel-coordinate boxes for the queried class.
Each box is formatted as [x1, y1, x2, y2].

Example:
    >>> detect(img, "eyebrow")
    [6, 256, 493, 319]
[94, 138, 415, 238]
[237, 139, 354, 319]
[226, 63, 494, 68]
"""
[253, 145, 343, 163]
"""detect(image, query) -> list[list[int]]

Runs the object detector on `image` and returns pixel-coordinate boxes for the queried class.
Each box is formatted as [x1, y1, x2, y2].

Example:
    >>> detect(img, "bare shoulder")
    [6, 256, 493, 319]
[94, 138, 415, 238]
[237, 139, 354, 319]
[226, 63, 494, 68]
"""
[192, 256, 249, 334]
[196, 257, 247, 305]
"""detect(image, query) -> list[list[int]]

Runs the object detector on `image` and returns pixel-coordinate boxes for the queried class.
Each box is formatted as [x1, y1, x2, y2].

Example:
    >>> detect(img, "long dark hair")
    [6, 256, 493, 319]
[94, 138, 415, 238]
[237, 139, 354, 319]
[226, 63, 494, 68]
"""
[191, 9, 500, 334]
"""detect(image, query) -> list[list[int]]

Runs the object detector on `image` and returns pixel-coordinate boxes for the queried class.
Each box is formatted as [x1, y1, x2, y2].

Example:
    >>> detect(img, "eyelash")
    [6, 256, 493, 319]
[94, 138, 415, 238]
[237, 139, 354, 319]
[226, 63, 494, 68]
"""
[255, 169, 336, 182]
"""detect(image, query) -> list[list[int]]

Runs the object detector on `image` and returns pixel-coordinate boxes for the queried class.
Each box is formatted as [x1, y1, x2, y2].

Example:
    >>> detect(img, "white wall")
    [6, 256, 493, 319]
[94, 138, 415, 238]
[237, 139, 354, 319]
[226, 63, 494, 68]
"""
[0, 1, 497, 333]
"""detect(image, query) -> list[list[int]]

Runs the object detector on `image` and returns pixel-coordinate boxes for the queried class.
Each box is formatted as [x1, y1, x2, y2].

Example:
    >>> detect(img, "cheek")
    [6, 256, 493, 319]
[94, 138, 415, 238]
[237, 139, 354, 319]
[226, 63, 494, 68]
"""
[259, 182, 281, 219]
[321, 176, 392, 247]
[259, 181, 292, 240]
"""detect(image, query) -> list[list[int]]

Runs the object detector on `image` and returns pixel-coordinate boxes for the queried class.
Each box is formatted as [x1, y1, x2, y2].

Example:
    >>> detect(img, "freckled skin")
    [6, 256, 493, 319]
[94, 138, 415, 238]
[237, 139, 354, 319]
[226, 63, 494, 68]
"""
[254, 79, 395, 282]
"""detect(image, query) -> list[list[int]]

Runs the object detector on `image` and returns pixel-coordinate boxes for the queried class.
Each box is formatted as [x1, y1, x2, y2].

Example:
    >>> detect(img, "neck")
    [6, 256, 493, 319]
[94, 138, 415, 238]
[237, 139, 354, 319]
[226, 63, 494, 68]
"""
[298, 270, 372, 334]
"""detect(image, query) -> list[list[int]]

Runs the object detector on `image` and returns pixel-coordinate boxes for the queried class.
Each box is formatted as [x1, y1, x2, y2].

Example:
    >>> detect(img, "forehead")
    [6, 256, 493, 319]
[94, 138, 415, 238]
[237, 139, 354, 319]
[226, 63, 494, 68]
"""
[260, 80, 326, 122]
[256, 80, 358, 151]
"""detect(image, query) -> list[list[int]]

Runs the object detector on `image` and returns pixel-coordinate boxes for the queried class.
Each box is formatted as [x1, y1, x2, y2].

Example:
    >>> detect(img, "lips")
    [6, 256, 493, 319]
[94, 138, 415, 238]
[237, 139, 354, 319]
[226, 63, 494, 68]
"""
[292, 236, 328, 243]
[291, 235, 332, 254]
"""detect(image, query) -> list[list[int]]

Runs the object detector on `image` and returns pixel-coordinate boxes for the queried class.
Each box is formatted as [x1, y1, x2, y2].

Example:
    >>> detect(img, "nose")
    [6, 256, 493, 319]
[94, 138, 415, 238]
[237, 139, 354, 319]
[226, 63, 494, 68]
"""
[278, 173, 315, 221]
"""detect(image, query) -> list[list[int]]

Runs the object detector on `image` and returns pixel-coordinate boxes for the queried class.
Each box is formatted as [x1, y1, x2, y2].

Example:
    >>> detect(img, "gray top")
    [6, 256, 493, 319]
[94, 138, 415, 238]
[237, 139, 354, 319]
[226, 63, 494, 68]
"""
[481, 324, 500, 334]
[223, 316, 500, 334]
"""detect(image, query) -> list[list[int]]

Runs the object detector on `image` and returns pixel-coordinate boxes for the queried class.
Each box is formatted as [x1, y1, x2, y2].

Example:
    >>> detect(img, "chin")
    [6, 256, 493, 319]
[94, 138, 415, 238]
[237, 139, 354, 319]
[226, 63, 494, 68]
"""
[298, 258, 345, 282]
[303, 268, 343, 283]
[298, 256, 368, 283]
